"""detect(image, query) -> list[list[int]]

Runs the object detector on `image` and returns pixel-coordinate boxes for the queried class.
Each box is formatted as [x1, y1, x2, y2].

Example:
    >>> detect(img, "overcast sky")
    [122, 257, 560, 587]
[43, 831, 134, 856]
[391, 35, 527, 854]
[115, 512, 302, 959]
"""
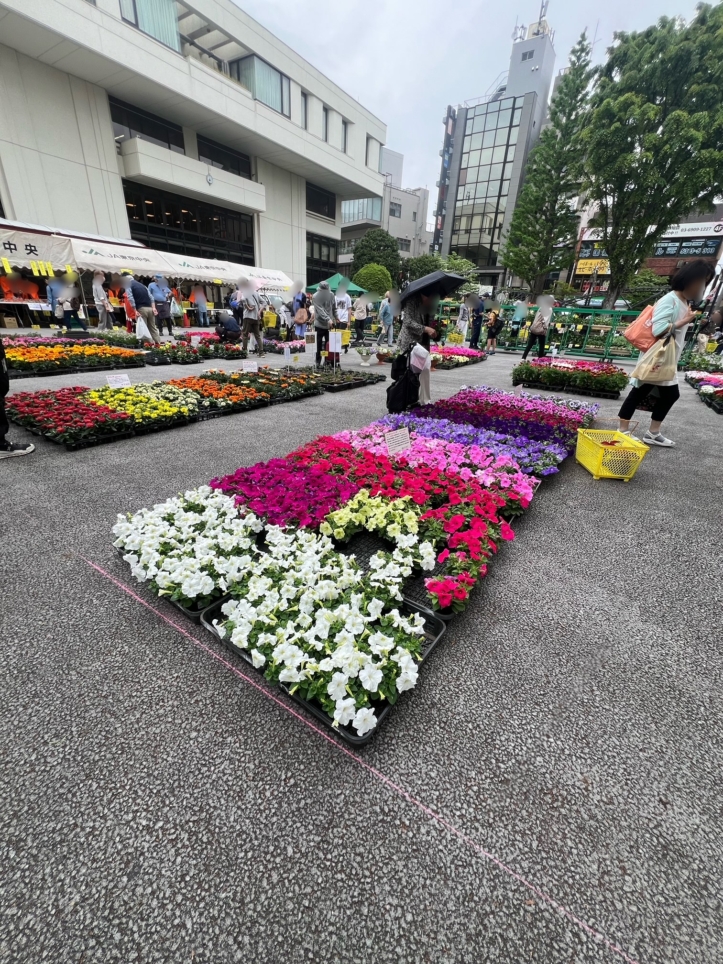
[236, 0, 701, 224]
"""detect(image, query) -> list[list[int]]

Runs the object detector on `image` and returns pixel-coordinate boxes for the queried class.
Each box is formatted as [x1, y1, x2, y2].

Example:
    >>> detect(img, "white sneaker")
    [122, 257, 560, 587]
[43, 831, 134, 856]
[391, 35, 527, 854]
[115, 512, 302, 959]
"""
[0, 441, 35, 459]
[644, 431, 675, 447]
[621, 430, 640, 441]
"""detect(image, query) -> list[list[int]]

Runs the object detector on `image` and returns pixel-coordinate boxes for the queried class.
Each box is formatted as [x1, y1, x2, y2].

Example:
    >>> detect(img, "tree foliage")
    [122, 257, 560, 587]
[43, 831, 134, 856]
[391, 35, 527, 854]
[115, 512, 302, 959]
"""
[500, 33, 592, 296]
[402, 253, 443, 282]
[583, 5, 723, 306]
[352, 263, 393, 296]
[442, 252, 479, 294]
[351, 229, 401, 282]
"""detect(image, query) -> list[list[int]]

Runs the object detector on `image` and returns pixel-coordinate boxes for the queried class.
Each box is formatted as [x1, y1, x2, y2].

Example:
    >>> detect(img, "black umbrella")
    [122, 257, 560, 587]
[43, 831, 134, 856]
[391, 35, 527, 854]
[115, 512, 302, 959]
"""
[400, 270, 467, 304]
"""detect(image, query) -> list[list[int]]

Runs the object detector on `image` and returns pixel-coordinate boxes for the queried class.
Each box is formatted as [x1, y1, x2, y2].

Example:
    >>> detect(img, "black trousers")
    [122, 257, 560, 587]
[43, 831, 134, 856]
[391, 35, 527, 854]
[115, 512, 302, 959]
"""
[1, 359, 9, 443]
[522, 332, 546, 358]
[354, 318, 366, 342]
[619, 383, 680, 424]
[469, 319, 483, 349]
[315, 327, 329, 364]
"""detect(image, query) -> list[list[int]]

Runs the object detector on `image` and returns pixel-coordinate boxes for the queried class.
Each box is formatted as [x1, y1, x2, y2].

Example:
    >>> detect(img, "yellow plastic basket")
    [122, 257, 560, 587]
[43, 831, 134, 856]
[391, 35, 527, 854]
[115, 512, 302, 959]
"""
[341, 329, 351, 346]
[576, 429, 649, 482]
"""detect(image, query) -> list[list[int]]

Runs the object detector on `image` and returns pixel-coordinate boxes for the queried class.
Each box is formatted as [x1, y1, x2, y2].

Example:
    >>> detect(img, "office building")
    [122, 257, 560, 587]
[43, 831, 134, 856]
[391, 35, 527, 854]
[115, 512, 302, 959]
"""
[0, 0, 387, 285]
[432, 13, 556, 288]
[338, 149, 433, 270]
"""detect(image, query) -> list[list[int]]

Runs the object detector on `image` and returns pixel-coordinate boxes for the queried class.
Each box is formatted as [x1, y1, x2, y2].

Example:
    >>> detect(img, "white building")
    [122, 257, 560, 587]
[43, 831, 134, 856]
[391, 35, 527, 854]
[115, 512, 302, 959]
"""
[338, 148, 433, 271]
[0, 0, 387, 285]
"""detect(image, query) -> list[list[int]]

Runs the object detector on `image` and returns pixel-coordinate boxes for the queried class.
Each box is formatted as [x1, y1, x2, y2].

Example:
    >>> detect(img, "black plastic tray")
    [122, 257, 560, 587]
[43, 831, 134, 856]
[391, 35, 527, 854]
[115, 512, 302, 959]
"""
[201, 596, 446, 746]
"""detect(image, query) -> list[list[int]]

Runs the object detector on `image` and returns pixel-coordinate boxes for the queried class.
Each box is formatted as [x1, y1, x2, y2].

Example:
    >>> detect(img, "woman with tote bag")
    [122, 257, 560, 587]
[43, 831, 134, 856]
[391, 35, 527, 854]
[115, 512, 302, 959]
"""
[618, 260, 714, 447]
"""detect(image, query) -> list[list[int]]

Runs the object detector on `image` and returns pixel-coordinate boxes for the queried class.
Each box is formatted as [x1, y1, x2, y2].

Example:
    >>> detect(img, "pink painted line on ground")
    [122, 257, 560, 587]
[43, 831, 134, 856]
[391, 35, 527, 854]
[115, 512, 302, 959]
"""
[81, 556, 642, 964]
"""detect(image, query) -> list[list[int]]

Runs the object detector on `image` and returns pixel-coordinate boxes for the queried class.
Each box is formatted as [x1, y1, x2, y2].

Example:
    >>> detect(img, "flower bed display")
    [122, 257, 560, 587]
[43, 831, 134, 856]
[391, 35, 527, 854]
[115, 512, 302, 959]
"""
[682, 351, 723, 373]
[511, 358, 629, 397]
[430, 346, 486, 369]
[168, 376, 271, 412]
[315, 370, 387, 392]
[4, 340, 145, 376]
[111, 385, 595, 742]
[263, 338, 306, 354]
[686, 371, 723, 412]
[5, 370, 320, 450]
[145, 342, 247, 365]
[6, 386, 133, 448]
[418, 386, 597, 451]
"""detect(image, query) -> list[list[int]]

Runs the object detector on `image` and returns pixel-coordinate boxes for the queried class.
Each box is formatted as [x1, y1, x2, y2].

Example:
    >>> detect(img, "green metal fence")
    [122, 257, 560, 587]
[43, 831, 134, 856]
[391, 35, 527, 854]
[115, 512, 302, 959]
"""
[495, 305, 641, 361]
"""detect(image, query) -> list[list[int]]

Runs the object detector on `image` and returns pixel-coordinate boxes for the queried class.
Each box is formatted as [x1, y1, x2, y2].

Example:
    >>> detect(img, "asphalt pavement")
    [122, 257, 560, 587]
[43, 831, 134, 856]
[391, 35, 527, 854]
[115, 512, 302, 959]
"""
[1, 348, 722, 964]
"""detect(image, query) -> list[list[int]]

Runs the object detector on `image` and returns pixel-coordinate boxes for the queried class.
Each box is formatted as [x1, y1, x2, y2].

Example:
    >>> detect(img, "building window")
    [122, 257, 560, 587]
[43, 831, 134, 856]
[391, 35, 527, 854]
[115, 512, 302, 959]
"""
[122, 181, 254, 264]
[301, 92, 308, 130]
[306, 183, 336, 220]
[306, 231, 338, 285]
[397, 239, 411, 252]
[322, 107, 329, 142]
[197, 136, 251, 179]
[521, 50, 534, 61]
[341, 198, 382, 222]
[341, 120, 348, 153]
[230, 56, 291, 117]
[389, 201, 402, 218]
[110, 97, 184, 154]
[365, 136, 371, 166]
[119, 0, 181, 52]
[339, 238, 357, 255]
[412, 211, 417, 222]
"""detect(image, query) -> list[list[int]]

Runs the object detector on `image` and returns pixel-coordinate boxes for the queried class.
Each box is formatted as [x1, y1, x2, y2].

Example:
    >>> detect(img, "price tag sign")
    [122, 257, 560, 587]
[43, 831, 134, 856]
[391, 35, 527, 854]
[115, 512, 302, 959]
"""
[106, 373, 132, 388]
[1, 257, 11, 273]
[190, 335, 200, 347]
[30, 261, 39, 276]
[212, 278, 223, 286]
[292, 353, 300, 366]
[45, 262, 55, 276]
[242, 360, 258, 373]
[385, 427, 412, 456]
[328, 331, 342, 353]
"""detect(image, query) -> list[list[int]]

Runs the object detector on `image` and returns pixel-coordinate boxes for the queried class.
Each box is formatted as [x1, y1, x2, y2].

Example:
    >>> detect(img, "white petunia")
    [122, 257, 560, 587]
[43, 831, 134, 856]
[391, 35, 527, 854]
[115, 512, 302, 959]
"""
[359, 662, 383, 693]
[327, 672, 349, 701]
[345, 611, 366, 636]
[353, 707, 377, 736]
[366, 597, 385, 621]
[333, 697, 357, 727]
[250, 649, 266, 669]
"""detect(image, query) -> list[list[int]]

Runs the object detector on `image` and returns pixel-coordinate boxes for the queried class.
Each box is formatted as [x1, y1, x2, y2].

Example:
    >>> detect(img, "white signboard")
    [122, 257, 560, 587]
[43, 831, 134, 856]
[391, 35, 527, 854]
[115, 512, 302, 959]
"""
[106, 372, 132, 388]
[190, 335, 200, 347]
[385, 427, 412, 457]
[328, 331, 342, 353]
[242, 360, 258, 373]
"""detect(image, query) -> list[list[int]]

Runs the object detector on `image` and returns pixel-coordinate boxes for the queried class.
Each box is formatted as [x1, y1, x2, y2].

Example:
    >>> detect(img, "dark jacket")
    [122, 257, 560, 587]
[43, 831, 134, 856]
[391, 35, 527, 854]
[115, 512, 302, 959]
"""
[128, 279, 152, 309]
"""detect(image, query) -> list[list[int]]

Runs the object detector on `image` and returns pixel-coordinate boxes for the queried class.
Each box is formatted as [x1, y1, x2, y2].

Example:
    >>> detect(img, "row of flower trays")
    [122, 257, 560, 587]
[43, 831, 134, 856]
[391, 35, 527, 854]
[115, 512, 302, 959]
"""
[511, 358, 630, 399]
[3, 338, 146, 378]
[6, 369, 385, 451]
[685, 370, 723, 413]
[112, 386, 597, 745]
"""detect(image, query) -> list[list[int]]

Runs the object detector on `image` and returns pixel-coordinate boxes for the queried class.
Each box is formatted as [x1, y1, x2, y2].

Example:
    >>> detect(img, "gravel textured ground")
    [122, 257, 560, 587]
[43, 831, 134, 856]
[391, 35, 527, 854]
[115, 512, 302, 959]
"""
[2, 347, 722, 964]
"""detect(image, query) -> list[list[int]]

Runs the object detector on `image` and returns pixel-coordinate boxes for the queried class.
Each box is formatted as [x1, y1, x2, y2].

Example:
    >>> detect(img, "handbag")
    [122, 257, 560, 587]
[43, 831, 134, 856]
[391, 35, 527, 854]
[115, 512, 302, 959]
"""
[530, 311, 548, 335]
[294, 307, 308, 324]
[629, 327, 677, 384]
[54, 303, 64, 320]
[170, 297, 182, 319]
[622, 304, 655, 352]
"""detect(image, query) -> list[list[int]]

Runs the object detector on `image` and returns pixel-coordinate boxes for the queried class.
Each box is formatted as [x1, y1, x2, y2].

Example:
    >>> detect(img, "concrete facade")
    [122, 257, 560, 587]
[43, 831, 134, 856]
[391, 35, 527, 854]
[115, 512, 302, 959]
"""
[0, 0, 386, 283]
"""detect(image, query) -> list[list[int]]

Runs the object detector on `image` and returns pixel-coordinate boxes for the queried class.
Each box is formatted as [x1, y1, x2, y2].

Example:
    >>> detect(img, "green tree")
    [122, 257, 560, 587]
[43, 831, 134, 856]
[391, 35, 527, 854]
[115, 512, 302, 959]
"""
[624, 267, 669, 306]
[500, 32, 592, 296]
[583, 5, 723, 307]
[352, 263, 393, 296]
[402, 253, 443, 282]
[351, 229, 401, 282]
[442, 252, 479, 294]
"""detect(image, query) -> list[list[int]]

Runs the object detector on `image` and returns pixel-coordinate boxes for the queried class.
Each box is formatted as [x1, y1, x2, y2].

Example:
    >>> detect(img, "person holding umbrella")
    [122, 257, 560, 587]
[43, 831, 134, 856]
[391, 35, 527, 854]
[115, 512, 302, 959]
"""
[398, 271, 465, 404]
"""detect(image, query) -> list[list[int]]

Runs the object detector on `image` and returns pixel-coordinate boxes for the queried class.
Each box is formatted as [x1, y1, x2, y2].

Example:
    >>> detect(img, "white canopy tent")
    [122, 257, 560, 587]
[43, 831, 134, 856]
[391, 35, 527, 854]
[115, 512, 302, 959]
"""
[70, 239, 175, 276]
[0, 228, 73, 273]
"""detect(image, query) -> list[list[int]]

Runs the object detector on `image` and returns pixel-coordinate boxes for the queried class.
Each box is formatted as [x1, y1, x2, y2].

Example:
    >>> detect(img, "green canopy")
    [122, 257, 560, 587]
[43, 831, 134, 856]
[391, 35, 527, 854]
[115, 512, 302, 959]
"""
[306, 272, 366, 295]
